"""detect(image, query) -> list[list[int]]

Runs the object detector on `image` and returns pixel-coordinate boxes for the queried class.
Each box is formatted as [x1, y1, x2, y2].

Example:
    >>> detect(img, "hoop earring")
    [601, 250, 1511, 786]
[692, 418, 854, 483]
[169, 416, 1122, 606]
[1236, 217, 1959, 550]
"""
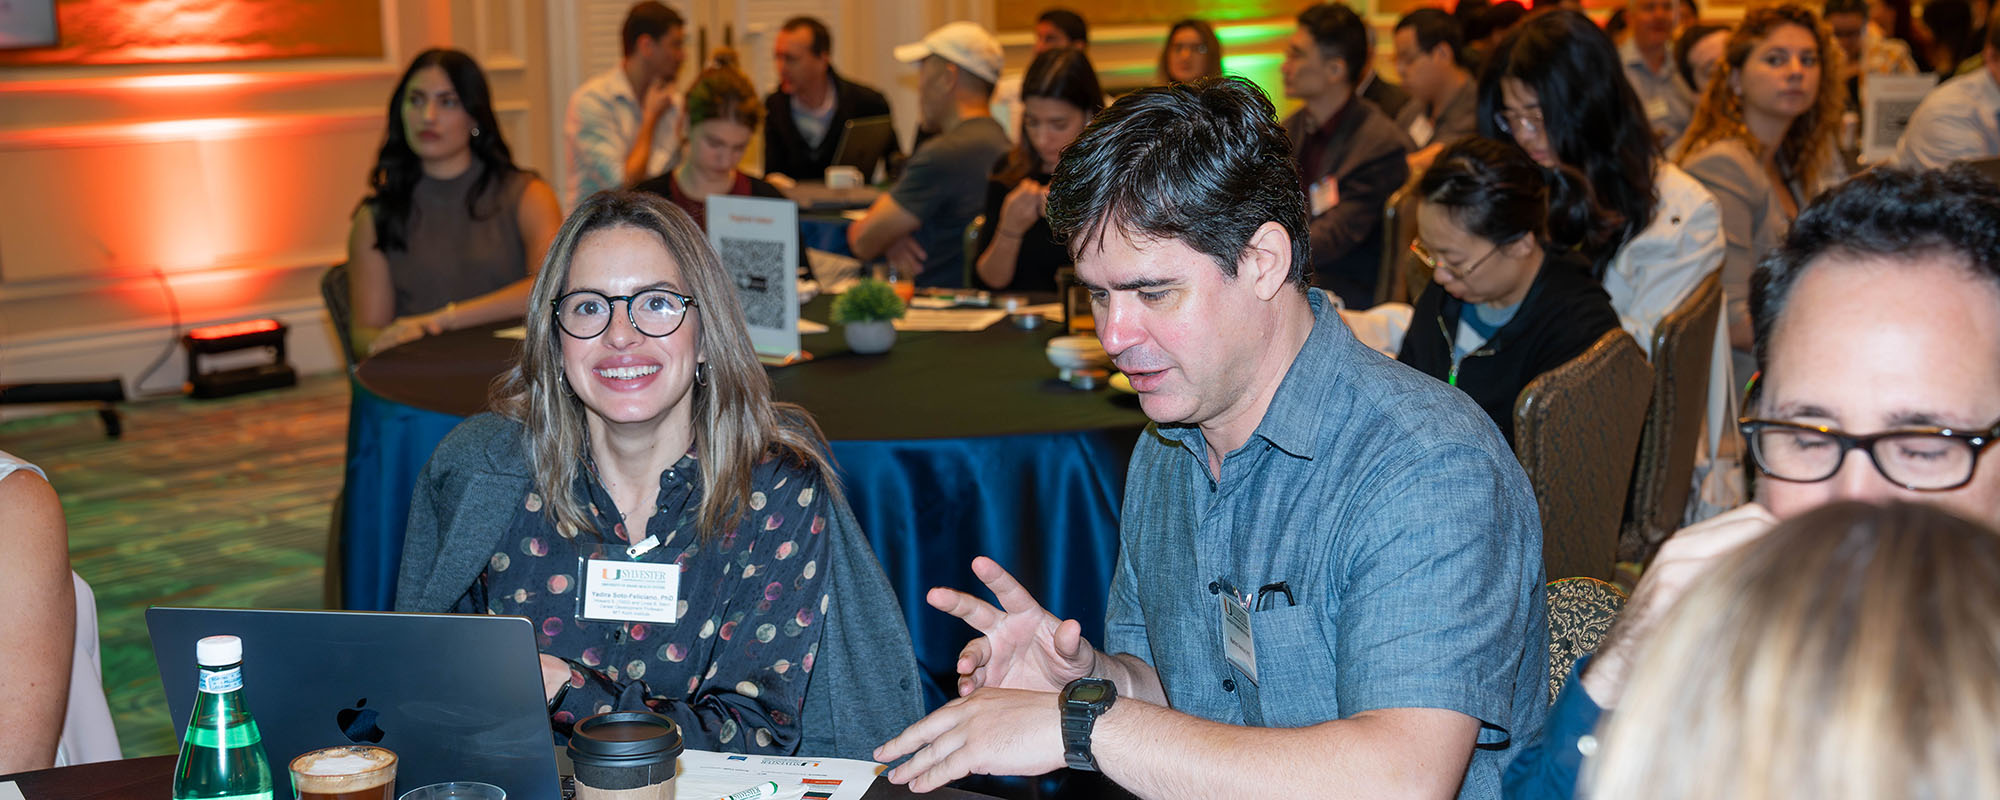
[471, 126, 481, 137]
[559, 371, 573, 394]
[694, 362, 709, 387]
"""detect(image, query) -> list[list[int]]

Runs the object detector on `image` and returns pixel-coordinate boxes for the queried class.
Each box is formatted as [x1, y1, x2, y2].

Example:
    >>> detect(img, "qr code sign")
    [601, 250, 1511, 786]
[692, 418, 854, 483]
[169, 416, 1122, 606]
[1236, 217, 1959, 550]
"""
[719, 237, 788, 329]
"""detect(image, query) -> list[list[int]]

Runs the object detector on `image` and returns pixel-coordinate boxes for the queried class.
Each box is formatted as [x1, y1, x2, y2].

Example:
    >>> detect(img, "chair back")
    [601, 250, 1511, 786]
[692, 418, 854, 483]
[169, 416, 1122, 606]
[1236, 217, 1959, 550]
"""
[1621, 272, 1721, 563]
[321, 263, 359, 367]
[1544, 576, 1627, 704]
[1514, 329, 1652, 581]
[1376, 183, 1425, 305]
[963, 214, 985, 290]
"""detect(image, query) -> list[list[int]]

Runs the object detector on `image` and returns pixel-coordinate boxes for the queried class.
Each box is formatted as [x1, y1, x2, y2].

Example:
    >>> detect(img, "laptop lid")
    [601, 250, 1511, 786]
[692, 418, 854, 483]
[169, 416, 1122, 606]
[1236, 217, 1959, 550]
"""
[148, 607, 561, 800]
[830, 115, 895, 179]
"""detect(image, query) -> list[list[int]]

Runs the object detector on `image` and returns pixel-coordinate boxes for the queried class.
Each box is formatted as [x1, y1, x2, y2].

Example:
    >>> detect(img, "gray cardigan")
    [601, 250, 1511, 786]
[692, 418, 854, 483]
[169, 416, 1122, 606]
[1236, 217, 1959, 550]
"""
[394, 413, 924, 762]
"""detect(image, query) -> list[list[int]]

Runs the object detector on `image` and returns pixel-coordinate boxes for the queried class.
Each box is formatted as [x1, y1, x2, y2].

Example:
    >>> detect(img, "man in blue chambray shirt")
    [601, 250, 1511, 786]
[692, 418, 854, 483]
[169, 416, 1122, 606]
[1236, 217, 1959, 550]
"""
[875, 77, 1548, 799]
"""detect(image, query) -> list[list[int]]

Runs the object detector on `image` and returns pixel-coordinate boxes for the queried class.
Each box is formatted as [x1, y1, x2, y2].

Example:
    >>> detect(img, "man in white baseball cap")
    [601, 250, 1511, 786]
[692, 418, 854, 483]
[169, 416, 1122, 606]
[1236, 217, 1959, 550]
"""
[847, 21, 1011, 288]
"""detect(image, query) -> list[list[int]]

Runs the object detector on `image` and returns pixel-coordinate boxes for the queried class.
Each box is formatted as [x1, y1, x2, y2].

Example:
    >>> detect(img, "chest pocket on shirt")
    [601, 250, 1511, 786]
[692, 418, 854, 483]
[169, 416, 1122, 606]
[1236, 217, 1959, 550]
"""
[1240, 602, 1336, 729]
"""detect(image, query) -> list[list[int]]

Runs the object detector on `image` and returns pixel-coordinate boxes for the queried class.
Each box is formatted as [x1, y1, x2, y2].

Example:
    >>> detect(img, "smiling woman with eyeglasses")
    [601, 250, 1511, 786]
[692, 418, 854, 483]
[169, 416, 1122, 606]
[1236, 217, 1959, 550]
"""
[392, 191, 922, 759]
[1395, 136, 1622, 445]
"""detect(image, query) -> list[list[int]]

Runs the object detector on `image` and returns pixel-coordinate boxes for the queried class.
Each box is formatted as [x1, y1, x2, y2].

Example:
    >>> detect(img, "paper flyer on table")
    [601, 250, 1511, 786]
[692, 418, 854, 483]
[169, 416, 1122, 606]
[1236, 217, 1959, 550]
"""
[674, 749, 884, 800]
[892, 308, 1008, 332]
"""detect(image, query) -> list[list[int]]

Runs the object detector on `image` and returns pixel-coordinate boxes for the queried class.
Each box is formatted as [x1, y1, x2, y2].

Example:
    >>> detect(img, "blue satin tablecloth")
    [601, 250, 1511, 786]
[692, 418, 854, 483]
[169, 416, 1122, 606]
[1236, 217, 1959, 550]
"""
[344, 311, 1146, 707]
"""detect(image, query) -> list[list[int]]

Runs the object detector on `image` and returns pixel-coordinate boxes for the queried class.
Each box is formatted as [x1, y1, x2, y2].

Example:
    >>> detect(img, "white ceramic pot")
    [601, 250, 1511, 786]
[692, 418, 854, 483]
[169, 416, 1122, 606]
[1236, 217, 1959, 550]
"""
[844, 320, 897, 354]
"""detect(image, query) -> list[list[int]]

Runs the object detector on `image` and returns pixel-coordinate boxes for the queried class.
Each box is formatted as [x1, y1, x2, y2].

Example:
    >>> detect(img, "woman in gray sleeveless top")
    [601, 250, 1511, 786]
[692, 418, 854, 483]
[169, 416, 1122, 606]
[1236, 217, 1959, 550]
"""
[347, 48, 563, 358]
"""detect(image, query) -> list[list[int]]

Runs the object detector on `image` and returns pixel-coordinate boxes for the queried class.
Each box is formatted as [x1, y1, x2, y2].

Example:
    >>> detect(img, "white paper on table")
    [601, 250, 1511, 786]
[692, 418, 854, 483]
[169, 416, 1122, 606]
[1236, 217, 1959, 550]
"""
[493, 326, 527, 340]
[1860, 73, 1935, 164]
[673, 749, 884, 800]
[892, 308, 1008, 332]
[1006, 302, 1063, 322]
[799, 319, 829, 334]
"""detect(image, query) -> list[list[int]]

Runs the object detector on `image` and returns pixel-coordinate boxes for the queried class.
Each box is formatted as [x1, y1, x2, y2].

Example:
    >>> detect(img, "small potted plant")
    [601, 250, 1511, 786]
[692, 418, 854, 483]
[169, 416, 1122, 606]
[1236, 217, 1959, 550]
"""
[830, 278, 906, 354]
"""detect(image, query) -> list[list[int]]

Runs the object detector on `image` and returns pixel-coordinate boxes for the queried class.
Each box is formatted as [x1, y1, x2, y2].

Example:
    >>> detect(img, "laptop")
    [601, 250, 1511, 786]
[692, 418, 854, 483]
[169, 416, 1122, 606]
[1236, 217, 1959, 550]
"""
[829, 115, 896, 179]
[148, 607, 562, 800]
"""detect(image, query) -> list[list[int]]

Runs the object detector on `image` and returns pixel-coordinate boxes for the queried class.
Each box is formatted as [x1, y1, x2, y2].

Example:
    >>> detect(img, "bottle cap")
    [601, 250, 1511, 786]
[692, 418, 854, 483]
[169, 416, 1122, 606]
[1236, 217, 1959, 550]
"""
[196, 634, 243, 666]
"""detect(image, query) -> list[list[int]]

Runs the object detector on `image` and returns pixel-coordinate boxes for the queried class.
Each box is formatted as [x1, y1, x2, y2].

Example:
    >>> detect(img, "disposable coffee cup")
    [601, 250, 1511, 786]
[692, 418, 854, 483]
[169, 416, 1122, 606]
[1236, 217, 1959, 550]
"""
[824, 166, 863, 190]
[566, 711, 683, 800]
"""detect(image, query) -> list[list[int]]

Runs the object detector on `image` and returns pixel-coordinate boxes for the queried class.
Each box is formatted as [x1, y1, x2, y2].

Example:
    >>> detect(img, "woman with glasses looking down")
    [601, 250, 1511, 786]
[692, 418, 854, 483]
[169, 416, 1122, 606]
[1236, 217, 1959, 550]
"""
[1478, 10, 1737, 511]
[393, 191, 920, 758]
[1396, 137, 1622, 445]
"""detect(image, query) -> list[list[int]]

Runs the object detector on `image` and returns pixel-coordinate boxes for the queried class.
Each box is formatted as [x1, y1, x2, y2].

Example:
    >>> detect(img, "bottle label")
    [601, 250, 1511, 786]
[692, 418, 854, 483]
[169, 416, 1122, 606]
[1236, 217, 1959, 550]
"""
[199, 667, 244, 694]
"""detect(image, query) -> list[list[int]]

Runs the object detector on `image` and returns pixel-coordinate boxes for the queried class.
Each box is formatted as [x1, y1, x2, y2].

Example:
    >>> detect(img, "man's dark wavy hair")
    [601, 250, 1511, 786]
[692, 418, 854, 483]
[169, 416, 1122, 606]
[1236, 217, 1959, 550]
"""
[1046, 77, 1310, 291]
[1750, 167, 2000, 398]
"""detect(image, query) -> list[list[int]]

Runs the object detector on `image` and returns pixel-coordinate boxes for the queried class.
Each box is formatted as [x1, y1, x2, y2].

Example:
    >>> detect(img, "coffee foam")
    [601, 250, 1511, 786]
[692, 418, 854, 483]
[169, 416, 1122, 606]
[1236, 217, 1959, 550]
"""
[291, 747, 396, 791]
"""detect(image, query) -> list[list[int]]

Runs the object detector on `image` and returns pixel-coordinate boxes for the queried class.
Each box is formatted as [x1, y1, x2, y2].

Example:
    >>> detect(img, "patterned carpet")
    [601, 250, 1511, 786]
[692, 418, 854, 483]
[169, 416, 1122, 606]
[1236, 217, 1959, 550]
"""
[0, 373, 349, 758]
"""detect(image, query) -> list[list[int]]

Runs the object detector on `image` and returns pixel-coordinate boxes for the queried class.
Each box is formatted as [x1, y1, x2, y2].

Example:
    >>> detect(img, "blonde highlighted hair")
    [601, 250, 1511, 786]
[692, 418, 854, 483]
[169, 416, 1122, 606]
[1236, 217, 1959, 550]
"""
[491, 190, 840, 540]
[1585, 501, 2000, 799]
[1673, 4, 1845, 196]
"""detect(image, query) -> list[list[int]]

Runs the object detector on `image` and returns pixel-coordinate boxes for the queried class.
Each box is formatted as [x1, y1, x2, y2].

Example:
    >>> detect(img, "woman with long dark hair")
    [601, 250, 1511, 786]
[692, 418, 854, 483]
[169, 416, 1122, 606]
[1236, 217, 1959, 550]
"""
[394, 191, 921, 758]
[347, 48, 562, 357]
[1478, 10, 1738, 511]
[1157, 19, 1224, 84]
[1676, 5, 1846, 370]
[974, 49, 1105, 292]
[1396, 137, 1622, 444]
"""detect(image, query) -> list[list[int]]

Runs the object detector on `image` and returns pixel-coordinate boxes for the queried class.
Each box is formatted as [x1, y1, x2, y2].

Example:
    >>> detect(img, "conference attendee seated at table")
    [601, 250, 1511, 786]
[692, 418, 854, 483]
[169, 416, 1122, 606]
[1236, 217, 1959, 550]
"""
[1894, 9, 2000, 169]
[1584, 501, 2000, 799]
[1282, 3, 1413, 306]
[990, 8, 1090, 142]
[1393, 9, 1481, 173]
[876, 77, 1548, 800]
[1484, 11, 1734, 512]
[1505, 166, 2000, 798]
[348, 48, 563, 357]
[564, 2, 687, 209]
[393, 191, 922, 758]
[763, 16, 898, 184]
[847, 22, 1010, 288]
[1397, 138, 1622, 445]
[1675, 4, 1846, 378]
[974, 49, 1105, 293]
[635, 62, 789, 227]
[1923, 0, 1985, 79]
[1623, 0, 1697, 147]
[1675, 23, 1730, 97]
[1825, 0, 1919, 110]
[0, 450, 119, 771]
[1157, 18, 1224, 85]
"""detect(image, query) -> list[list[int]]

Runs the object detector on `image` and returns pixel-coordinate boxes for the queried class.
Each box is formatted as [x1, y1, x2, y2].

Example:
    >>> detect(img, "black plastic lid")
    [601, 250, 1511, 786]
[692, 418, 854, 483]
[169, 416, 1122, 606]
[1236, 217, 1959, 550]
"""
[566, 711, 684, 766]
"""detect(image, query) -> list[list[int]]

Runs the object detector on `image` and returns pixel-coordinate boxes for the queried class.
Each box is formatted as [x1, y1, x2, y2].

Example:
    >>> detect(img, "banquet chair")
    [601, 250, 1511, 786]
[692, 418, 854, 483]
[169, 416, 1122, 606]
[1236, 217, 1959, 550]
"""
[1376, 184, 1424, 306]
[1543, 576, 1626, 704]
[1620, 272, 1720, 564]
[321, 263, 359, 368]
[1513, 329, 1652, 581]
[318, 262, 353, 608]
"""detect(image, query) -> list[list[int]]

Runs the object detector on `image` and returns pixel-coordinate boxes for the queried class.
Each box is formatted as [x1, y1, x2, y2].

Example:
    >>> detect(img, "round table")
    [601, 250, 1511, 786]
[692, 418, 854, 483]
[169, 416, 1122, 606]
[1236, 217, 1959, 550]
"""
[344, 298, 1147, 707]
[0, 755, 997, 800]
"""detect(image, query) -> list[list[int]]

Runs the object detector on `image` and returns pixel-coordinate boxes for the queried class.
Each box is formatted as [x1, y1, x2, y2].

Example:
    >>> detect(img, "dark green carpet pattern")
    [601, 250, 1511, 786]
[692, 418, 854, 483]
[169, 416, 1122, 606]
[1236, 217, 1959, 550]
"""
[0, 373, 349, 758]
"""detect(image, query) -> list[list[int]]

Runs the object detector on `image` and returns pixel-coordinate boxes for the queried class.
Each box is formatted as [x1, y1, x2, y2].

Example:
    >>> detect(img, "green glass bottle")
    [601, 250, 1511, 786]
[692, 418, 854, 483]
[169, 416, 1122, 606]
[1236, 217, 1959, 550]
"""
[172, 635, 275, 800]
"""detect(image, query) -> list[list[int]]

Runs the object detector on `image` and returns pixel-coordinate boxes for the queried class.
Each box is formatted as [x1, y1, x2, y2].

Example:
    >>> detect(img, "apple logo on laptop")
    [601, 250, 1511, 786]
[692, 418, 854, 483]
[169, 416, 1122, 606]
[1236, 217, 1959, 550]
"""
[337, 698, 386, 744]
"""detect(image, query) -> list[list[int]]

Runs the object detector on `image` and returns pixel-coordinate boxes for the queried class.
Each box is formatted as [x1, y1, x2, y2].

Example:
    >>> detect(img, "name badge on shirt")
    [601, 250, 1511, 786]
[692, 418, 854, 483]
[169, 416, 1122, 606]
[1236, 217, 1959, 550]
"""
[1309, 177, 1341, 217]
[579, 558, 681, 624]
[1643, 96, 1670, 123]
[1407, 115, 1436, 148]
[1218, 580, 1259, 686]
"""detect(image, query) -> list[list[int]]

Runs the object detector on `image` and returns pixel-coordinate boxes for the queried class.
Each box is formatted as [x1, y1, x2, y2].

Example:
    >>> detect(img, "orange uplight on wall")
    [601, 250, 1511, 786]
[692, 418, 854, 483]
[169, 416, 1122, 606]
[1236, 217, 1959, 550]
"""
[0, 0, 383, 66]
[187, 318, 280, 340]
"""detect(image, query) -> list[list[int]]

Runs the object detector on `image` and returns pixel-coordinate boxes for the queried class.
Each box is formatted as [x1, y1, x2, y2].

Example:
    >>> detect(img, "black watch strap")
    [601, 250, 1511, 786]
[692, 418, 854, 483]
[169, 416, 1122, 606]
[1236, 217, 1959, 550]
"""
[1060, 677, 1116, 772]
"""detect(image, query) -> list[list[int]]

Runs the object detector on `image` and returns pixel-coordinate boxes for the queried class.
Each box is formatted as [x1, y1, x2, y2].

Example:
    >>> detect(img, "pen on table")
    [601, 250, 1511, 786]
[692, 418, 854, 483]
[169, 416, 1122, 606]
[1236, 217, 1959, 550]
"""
[713, 780, 779, 800]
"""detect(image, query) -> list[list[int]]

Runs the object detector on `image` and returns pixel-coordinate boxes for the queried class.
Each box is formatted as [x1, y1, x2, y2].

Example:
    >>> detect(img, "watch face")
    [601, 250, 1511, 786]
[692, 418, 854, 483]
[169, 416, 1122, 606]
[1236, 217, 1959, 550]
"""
[1068, 681, 1108, 704]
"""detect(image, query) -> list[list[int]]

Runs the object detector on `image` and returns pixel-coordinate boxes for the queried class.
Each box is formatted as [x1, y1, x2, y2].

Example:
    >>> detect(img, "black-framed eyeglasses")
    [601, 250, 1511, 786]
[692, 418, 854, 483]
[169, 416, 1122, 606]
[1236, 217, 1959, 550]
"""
[1411, 238, 1505, 281]
[1738, 417, 2000, 491]
[552, 289, 698, 339]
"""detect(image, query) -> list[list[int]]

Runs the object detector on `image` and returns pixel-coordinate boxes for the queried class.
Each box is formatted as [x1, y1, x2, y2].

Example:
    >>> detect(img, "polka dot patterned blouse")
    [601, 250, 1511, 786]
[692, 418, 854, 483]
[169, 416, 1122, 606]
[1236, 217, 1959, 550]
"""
[454, 450, 833, 753]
